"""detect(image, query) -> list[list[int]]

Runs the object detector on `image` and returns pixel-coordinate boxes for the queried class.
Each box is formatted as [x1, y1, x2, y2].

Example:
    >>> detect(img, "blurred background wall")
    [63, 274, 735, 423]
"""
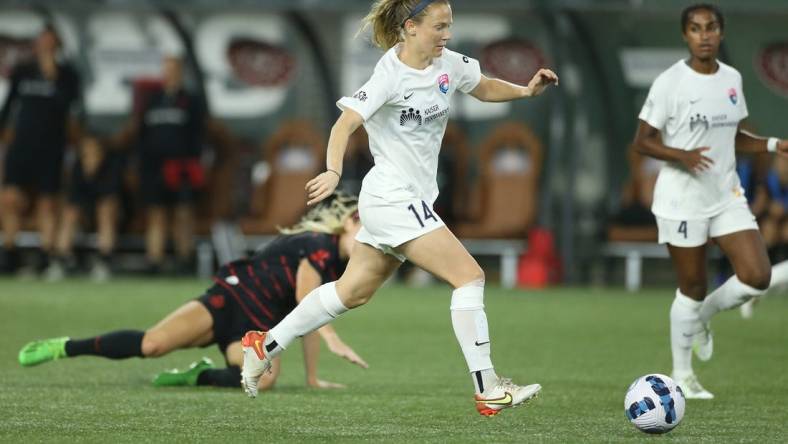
[0, 0, 785, 284]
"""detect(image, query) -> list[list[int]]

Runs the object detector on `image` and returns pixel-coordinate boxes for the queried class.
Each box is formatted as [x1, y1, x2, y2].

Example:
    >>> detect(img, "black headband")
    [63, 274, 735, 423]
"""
[402, 0, 437, 26]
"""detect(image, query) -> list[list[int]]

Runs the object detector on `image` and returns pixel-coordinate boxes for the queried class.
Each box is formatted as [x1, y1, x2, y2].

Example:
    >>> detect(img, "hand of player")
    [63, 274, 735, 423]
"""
[308, 379, 347, 389]
[679, 147, 714, 173]
[326, 339, 369, 369]
[305, 170, 340, 206]
[527, 68, 559, 96]
[777, 139, 788, 158]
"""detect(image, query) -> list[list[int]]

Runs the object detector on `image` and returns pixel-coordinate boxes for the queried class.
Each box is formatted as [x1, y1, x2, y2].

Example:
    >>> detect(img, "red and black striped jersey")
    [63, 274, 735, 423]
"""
[210, 232, 346, 330]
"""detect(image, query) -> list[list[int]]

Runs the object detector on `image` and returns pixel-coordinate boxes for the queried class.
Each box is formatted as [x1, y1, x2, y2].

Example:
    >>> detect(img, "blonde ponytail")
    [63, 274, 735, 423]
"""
[359, 0, 448, 50]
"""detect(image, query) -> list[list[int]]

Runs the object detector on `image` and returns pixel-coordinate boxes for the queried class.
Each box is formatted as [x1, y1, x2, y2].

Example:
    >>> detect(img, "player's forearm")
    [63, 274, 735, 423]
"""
[634, 136, 685, 163]
[325, 121, 355, 175]
[317, 324, 339, 344]
[736, 129, 781, 154]
[476, 77, 531, 102]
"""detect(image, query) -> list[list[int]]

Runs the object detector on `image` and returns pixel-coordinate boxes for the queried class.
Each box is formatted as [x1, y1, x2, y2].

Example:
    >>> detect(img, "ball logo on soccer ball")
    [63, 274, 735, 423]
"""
[624, 374, 685, 434]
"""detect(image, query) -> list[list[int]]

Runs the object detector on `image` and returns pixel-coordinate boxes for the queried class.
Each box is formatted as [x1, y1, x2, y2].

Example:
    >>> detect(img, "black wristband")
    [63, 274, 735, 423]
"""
[327, 168, 341, 178]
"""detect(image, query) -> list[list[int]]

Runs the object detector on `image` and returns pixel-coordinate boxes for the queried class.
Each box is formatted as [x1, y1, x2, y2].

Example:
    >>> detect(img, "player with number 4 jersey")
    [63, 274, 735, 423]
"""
[633, 3, 788, 399]
[240, 0, 558, 416]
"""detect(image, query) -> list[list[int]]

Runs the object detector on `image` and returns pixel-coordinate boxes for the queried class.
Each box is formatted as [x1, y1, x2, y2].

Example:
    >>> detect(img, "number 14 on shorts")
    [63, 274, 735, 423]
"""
[407, 201, 438, 228]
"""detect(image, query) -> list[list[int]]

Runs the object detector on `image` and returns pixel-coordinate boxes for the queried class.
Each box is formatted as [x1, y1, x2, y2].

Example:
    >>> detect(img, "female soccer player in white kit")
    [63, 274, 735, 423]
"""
[633, 3, 788, 399]
[240, 0, 558, 416]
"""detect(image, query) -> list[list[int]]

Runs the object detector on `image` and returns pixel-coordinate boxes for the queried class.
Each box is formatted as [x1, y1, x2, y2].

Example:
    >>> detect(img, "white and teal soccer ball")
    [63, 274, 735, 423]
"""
[624, 374, 685, 434]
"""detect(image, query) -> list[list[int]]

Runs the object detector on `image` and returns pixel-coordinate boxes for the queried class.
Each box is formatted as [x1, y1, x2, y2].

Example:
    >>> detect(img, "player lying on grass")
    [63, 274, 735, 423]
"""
[18, 192, 368, 390]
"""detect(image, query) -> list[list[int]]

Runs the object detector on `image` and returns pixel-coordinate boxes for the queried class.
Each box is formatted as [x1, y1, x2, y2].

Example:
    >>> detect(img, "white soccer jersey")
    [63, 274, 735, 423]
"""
[639, 59, 749, 220]
[337, 44, 481, 205]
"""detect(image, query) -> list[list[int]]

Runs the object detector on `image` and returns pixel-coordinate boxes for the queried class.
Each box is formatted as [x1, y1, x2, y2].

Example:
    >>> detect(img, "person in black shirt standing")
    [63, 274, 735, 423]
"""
[114, 55, 206, 273]
[18, 192, 368, 391]
[0, 24, 81, 274]
[45, 133, 124, 281]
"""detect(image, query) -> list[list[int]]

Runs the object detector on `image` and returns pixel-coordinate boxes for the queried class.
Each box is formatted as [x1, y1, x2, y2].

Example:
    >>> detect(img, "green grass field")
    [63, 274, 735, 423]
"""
[1, 278, 786, 443]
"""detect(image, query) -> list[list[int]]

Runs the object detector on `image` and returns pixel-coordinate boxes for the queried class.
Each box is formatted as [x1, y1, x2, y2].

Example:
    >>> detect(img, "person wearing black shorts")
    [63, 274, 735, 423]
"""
[45, 134, 124, 281]
[0, 24, 81, 274]
[114, 56, 207, 273]
[18, 193, 368, 390]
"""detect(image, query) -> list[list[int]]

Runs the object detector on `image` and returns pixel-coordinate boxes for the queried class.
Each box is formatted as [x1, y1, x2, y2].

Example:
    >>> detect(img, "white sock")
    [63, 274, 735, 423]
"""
[450, 280, 497, 394]
[769, 260, 788, 289]
[699, 275, 768, 324]
[670, 289, 701, 379]
[266, 282, 348, 358]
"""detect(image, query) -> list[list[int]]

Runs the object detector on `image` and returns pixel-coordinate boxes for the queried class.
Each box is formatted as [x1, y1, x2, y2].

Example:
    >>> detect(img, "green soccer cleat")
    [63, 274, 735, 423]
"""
[18, 337, 69, 367]
[153, 357, 215, 387]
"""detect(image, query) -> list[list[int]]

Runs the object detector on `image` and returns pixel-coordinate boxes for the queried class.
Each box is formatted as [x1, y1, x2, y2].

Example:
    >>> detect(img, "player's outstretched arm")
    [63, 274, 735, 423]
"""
[736, 126, 787, 157]
[305, 108, 364, 206]
[469, 69, 558, 102]
[317, 324, 369, 369]
[295, 259, 369, 388]
[302, 331, 346, 389]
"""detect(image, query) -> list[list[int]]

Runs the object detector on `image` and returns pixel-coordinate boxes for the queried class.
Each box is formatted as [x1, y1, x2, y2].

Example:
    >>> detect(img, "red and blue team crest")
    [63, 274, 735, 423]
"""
[728, 87, 738, 105]
[438, 73, 450, 94]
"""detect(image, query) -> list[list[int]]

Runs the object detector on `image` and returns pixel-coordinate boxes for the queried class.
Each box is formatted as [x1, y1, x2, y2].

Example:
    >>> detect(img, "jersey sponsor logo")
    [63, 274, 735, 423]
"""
[462, 56, 469, 63]
[19, 80, 56, 97]
[423, 104, 448, 124]
[352, 90, 368, 102]
[727, 87, 738, 105]
[404, 91, 413, 100]
[689, 113, 709, 132]
[400, 107, 422, 126]
[145, 108, 188, 125]
[438, 73, 449, 94]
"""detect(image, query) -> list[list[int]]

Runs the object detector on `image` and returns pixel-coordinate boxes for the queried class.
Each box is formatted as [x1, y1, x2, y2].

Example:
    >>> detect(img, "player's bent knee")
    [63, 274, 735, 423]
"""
[343, 285, 375, 308]
[140, 334, 169, 358]
[739, 268, 771, 291]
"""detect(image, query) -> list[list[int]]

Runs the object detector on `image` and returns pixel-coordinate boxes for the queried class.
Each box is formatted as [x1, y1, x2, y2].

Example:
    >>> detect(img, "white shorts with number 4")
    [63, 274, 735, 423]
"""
[355, 190, 446, 262]
[656, 199, 759, 248]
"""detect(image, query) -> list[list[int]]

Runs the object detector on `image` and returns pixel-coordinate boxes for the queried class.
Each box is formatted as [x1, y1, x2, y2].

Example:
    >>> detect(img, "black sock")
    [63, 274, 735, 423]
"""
[196, 366, 241, 387]
[65, 330, 145, 359]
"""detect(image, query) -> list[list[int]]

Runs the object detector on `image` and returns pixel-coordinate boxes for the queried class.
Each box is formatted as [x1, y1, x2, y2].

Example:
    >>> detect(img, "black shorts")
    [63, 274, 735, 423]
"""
[139, 157, 203, 207]
[196, 282, 263, 355]
[2, 147, 63, 194]
[68, 154, 124, 209]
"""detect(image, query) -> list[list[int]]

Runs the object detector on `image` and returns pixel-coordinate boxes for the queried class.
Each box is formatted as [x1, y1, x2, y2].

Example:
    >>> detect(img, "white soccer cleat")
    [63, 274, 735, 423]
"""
[692, 321, 713, 362]
[240, 330, 272, 398]
[474, 377, 541, 416]
[672, 373, 714, 400]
